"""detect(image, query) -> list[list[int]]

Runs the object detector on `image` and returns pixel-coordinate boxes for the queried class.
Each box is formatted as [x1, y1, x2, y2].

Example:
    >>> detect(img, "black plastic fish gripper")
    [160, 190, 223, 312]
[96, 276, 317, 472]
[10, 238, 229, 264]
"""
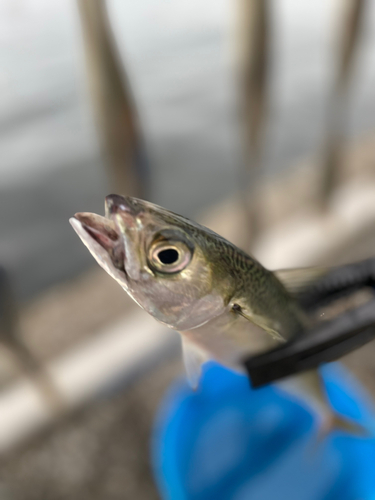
[243, 258, 375, 388]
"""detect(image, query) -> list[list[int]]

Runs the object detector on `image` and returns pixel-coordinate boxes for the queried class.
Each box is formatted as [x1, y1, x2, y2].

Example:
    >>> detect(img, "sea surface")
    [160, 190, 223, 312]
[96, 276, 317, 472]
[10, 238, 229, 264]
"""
[1, 0, 375, 299]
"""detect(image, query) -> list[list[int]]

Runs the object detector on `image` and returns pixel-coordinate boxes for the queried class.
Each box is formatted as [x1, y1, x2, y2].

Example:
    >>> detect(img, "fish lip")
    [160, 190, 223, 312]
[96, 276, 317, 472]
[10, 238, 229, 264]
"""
[71, 195, 144, 278]
[70, 216, 128, 284]
[72, 212, 128, 275]
[73, 212, 119, 251]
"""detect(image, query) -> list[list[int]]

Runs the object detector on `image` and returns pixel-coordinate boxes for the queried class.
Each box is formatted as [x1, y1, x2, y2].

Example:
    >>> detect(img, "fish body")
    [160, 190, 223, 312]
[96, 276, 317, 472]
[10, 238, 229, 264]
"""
[70, 194, 361, 434]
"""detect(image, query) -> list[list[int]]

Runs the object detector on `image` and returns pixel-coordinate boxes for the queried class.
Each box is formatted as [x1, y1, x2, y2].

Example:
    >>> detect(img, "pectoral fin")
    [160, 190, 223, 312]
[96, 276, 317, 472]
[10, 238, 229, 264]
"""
[232, 304, 286, 342]
[181, 336, 210, 389]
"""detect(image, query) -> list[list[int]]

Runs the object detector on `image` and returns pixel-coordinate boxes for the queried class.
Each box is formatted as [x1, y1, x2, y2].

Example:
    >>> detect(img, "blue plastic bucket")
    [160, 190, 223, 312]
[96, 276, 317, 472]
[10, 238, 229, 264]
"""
[152, 362, 375, 500]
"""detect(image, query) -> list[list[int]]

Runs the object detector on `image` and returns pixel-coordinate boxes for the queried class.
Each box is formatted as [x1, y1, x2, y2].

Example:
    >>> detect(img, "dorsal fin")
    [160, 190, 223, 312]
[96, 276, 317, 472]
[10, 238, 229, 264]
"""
[274, 266, 328, 295]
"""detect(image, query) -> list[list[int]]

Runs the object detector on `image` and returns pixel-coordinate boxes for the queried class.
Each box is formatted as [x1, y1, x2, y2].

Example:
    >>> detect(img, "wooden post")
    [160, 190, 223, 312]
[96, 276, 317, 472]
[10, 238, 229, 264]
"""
[319, 0, 365, 209]
[77, 0, 149, 198]
[0, 267, 65, 413]
[236, 0, 269, 246]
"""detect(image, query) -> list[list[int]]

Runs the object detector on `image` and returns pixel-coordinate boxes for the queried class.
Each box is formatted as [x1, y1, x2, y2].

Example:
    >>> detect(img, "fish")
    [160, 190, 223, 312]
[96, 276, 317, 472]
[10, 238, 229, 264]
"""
[70, 194, 363, 435]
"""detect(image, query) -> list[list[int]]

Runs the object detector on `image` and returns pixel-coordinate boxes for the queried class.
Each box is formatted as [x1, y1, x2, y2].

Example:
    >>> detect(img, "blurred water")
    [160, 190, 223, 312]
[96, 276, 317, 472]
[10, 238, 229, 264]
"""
[1, 0, 375, 299]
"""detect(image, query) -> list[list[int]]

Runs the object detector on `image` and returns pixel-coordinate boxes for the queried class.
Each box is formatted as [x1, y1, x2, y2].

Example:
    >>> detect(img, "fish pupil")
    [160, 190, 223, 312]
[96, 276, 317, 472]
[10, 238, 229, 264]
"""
[158, 248, 179, 265]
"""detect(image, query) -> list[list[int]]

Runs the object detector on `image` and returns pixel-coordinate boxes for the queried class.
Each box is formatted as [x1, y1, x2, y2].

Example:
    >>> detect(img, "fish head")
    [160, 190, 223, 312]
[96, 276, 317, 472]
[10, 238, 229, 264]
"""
[70, 195, 234, 330]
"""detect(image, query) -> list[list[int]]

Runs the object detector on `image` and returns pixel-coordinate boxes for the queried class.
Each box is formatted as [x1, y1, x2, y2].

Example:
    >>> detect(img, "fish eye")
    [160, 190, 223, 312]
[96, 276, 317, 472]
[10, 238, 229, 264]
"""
[157, 248, 179, 265]
[148, 239, 192, 273]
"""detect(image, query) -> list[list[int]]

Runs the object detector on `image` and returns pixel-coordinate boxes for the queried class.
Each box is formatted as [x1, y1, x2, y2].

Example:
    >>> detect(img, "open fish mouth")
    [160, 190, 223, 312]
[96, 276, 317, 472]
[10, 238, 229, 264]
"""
[70, 211, 126, 279]
[72, 212, 120, 253]
[69, 194, 144, 281]
[71, 194, 144, 265]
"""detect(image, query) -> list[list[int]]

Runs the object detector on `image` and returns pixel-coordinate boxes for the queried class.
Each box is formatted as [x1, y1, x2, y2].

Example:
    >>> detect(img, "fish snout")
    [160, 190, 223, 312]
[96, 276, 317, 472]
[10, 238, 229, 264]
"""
[105, 194, 143, 217]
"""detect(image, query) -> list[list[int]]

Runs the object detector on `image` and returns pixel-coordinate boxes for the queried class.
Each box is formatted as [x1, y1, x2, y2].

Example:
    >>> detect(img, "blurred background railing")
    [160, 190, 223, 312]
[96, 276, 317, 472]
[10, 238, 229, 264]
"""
[0, 0, 375, 499]
[77, 0, 149, 198]
[319, 0, 365, 209]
